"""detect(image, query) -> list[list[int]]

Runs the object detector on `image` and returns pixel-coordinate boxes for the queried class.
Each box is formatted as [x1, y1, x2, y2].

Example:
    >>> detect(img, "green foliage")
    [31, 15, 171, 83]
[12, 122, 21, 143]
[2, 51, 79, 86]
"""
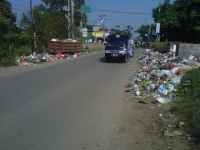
[110, 25, 134, 37]
[152, 43, 167, 53]
[0, 0, 31, 65]
[0, 0, 16, 22]
[20, 0, 85, 53]
[172, 68, 200, 143]
[151, 0, 200, 43]
[0, 57, 17, 67]
[14, 46, 31, 57]
[135, 24, 157, 43]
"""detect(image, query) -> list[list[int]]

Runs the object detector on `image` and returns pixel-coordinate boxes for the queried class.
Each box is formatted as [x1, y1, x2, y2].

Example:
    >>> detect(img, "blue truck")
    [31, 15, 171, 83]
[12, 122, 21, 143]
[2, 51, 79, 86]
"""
[104, 35, 133, 63]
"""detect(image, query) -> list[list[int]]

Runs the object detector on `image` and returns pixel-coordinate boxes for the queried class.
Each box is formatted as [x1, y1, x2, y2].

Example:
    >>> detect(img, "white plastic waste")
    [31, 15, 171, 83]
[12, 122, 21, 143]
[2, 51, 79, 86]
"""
[170, 67, 180, 74]
[188, 55, 194, 60]
[166, 84, 175, 93]
[156, 97, 171, 103]
[170, 76, 181, 84]
[161, 70, 173, 77]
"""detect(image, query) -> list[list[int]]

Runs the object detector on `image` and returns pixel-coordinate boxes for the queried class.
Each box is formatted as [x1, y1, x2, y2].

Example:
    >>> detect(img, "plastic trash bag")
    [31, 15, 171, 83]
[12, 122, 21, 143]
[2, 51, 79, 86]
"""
[161, 70, 173, 77]
[136, 90, 140, 95]
[149, 84, 156, 90]
[170, 67, 180, 74]
[166, 84, 174, 93]
[156, 97, 165, 103]
[170, 76, 181, 85]
[131, 84, 139, 90]
[188, 55, 194, 60]
[158, 85, 167, 94]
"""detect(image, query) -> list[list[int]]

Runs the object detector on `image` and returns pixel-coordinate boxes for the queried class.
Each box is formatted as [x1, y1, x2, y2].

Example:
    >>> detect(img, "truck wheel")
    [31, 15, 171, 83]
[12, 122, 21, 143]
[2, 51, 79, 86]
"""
[124, 56, 127, 63]
[105, 57, 109, 62]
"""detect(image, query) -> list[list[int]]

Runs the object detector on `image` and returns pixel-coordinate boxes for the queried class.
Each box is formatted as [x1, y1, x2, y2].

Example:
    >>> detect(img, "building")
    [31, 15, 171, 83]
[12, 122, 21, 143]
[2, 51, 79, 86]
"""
[80, 25, 109, 42]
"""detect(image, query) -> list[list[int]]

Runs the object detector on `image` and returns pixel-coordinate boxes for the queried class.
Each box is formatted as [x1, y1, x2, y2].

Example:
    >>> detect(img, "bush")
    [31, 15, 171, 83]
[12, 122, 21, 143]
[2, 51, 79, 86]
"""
[0, 45, 31, 67]
[172, 68, 200, 145]
[152, 42, 168, 53]
[14, 46, 31, 57]
[0, 57, 17, 67]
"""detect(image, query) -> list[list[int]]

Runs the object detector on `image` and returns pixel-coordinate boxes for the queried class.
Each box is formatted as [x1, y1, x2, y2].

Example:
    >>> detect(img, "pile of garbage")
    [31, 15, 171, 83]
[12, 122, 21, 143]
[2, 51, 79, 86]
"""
[125, 49, 200, 104]
[17, 52, 81, 66]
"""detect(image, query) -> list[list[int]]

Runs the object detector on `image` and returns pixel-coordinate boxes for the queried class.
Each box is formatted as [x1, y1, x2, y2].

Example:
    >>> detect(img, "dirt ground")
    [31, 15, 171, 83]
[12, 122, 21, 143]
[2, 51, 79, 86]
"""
[110, 90, 196, 150]
[0, 52, 198, 150]
[109, 50, 198, 150]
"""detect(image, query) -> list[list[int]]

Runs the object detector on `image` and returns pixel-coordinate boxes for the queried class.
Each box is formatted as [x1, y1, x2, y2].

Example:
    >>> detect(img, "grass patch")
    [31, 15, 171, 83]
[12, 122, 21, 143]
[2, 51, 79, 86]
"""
[0, 57, 17, 67]
[172, 68, 200, 146]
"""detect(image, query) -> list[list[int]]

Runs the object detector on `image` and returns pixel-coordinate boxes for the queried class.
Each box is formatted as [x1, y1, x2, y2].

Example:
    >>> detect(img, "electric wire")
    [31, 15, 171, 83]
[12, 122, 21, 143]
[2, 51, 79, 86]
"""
[10, 2, 29, 8]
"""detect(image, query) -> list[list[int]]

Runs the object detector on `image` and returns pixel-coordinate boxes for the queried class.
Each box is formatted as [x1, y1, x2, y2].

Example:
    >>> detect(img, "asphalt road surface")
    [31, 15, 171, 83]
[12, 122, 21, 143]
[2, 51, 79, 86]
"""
[0, 49, 143, 150]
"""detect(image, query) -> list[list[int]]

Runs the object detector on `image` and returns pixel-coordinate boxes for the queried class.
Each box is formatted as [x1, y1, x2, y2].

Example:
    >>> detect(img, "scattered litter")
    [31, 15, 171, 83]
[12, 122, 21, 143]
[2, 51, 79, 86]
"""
[171, 117, 179, 123]
[179, 122, 185, 126]
[138, 99, 148, 104]
[164, 131, 183, 137]
[16, 52, 82, 66]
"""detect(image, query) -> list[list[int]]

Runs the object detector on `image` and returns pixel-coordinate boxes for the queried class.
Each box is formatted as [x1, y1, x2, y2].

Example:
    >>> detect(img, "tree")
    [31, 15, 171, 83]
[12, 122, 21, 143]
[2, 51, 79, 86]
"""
[0, 0, 16, 22]
[152, 0, 200, 43]
[135, 25, 149, 42]
[174, 0, 200, 43]
[110, 25, 133, 37]
[20, 0, 86, 52]
[0, 0, 30, 64]
[152, 1, 180, 42]
[42, 0, 86, 28]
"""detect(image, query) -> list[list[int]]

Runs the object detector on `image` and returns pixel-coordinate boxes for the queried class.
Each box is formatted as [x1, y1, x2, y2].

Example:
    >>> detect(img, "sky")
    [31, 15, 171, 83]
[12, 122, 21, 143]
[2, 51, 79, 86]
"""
[8, 0, 175, 38]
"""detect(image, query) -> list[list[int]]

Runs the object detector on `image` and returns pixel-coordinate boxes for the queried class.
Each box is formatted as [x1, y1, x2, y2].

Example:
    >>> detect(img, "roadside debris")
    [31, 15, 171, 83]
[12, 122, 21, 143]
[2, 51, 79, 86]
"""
[124, 48, 200, 145]
[124, 48, 199, 104]
[16, 52, 82, 66]
[164, 130, 183, 137]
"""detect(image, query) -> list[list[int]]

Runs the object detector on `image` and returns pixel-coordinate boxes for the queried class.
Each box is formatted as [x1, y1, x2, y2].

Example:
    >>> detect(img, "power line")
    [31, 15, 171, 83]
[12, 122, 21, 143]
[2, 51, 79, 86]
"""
[10, 2, 30, 8]
[92, 8, 152, 15]
[12, 7, 28, 12]
[87, 0, 101, 16]
[104, 18, 152, 21]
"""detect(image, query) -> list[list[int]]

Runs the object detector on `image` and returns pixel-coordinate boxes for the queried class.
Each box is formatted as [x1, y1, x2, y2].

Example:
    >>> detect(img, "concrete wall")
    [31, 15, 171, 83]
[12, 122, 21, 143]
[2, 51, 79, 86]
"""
[170, 43, 200, 58]
[179, 44, 200, 58]
[83, 43, 104, 51]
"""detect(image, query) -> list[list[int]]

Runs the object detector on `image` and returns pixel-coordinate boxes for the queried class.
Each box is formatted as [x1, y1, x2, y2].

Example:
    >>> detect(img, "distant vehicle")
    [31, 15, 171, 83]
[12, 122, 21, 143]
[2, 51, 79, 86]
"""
[134, 41, 140, 47]
[104, 35, 132, 63]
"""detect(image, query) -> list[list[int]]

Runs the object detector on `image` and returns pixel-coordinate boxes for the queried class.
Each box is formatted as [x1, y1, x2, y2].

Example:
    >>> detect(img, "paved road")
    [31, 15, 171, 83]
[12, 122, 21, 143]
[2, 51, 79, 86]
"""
[0, 49, 142, 150]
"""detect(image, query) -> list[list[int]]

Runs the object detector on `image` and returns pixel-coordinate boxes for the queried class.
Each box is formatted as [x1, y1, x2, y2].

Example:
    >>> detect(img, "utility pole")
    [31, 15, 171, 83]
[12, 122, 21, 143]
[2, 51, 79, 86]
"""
[30, 0, 37, 54]
[80, 6, 83, 42]
[68, 0, 71, 39]
[71, 0, 74, 39]
[99, 15, 106, 42]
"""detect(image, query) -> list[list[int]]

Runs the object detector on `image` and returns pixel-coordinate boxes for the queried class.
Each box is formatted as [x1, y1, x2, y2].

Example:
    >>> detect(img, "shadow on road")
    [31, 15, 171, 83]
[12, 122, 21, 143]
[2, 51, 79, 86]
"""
[99, 57, 128, 64]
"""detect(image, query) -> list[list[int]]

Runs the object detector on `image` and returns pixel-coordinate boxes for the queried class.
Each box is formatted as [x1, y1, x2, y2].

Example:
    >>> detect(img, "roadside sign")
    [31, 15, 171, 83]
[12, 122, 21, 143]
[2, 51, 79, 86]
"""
[93, 26, 99, 32]
[83, 33, 87, 37]
[156, 23, 160, 33]
[82, 28, 88, 37]
[82, 6, 91, 13]
[82, 28, 87, 32]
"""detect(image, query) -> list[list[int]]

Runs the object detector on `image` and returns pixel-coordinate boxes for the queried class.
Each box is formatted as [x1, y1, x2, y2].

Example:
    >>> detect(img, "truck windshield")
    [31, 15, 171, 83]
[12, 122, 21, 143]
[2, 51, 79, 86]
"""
[107, 40, 125, 47]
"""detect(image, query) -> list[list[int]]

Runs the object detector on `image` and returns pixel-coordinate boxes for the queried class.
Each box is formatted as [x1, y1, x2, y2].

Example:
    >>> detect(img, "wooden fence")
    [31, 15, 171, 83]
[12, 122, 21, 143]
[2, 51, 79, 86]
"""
[48, 41, 82, 54]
